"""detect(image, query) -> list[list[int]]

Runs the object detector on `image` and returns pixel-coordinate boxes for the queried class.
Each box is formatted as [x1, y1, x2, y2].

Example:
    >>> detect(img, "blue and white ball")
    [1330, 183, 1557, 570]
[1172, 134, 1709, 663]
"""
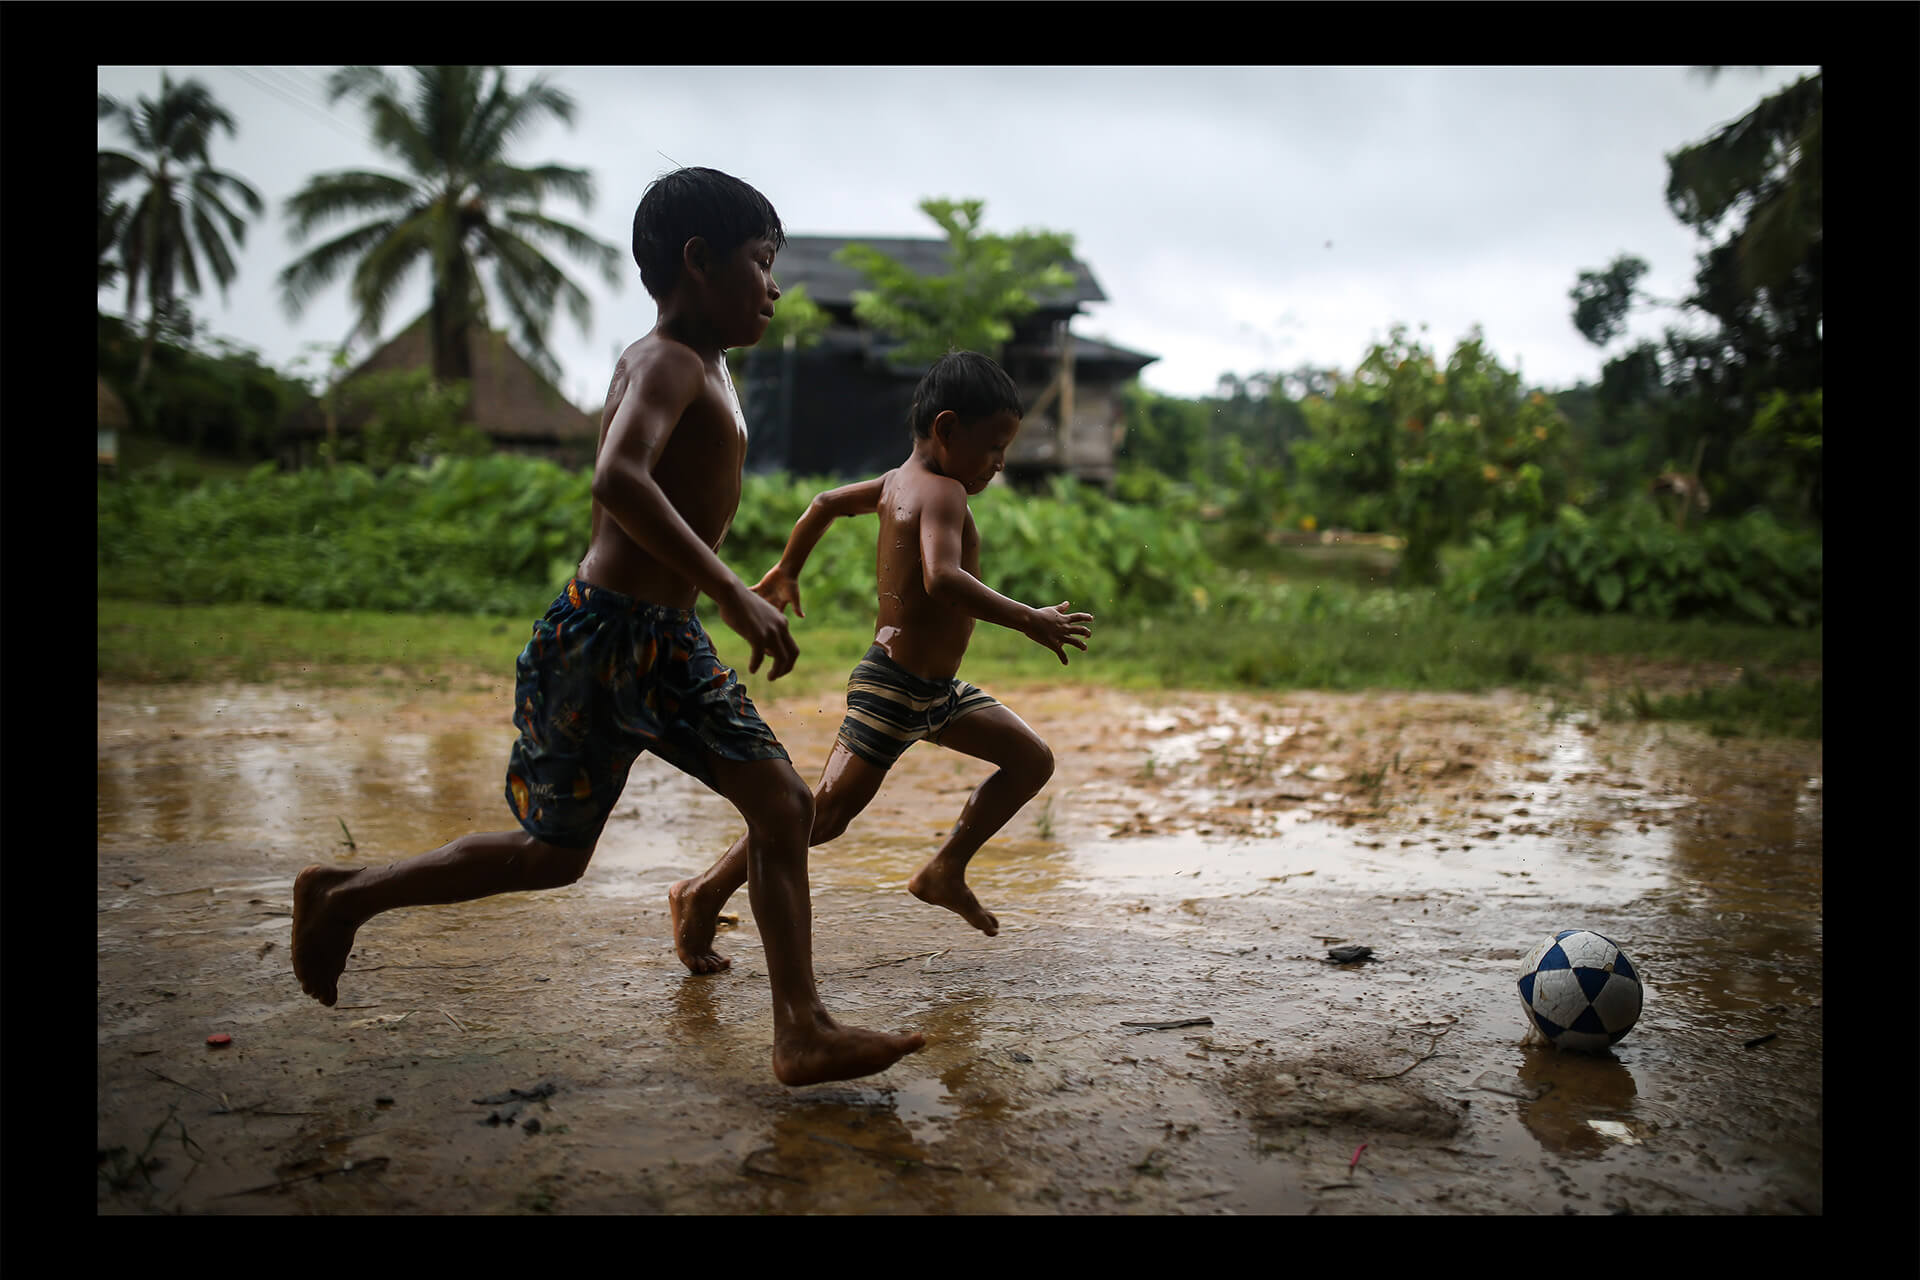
[1517, 930, 1643, 1052]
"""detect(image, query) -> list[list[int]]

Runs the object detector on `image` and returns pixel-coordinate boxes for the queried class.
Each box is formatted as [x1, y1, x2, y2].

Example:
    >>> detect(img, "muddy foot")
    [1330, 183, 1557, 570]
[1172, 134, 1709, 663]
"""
[292, 864, 362, 1007]
[773, 1017, 926, 1087]
[669, 878, 733, 975]
[907, 863, 999, 936]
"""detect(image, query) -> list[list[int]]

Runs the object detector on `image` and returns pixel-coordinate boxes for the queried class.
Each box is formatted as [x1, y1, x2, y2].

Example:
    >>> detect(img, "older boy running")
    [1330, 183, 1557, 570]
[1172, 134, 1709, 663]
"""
[292, 168, 925, 1086]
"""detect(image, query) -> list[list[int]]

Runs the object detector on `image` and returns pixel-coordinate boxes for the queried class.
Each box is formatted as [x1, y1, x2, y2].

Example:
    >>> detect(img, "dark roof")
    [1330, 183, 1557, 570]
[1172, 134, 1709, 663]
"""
[777, 235, 1106, 311]
[796, 325, 1156, 375]
[1019, 333, 1159, 370]
[286, 315, 597, 442]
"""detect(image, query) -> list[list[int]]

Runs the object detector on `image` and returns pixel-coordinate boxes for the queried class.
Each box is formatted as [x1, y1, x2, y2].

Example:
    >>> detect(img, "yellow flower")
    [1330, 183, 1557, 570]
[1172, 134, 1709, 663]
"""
[1482, 464, 1501, 482]
[1300, 515, 1318, 532]
[1191, 586, 1210, 609]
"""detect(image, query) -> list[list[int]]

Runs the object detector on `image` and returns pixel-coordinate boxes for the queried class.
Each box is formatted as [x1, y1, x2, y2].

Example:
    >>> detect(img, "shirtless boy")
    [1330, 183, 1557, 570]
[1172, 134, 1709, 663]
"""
[290, 167, 924, 1087]
[671, 350, 1094, 973]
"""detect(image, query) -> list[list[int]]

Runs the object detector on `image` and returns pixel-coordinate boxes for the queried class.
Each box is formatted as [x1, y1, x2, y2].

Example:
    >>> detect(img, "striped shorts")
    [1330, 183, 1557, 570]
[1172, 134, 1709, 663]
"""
[836, 645, 999, 770]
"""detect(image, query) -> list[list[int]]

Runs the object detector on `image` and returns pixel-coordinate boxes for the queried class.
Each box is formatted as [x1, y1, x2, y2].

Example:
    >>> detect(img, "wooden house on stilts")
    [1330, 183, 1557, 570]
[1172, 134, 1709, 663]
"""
[738, 236, 1158, 485]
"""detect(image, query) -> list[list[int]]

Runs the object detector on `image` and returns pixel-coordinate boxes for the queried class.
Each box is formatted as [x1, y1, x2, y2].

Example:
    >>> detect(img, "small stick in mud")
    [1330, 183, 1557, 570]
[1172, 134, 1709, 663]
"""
[1363, 1023, 1455, 1079]
[214, 1156, 391, 1199]
[1120, 1017, 1214, 1032]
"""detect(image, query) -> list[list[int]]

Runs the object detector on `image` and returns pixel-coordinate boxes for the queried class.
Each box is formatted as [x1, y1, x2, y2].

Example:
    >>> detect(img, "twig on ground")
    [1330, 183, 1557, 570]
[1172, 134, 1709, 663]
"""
[1121, 1017, 1214, 1033]
[826, 950, 948, 975]
[144, 1068, 218, 1101]
[213, 1156, 391, 1199]
[440, 1008, 467, 1032]
[1362, 1022, 1456, 1079]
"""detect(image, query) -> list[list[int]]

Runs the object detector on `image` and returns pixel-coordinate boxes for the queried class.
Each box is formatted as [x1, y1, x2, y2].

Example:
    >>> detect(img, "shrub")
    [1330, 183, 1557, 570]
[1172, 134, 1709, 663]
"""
[1445, 500, 1821, 626]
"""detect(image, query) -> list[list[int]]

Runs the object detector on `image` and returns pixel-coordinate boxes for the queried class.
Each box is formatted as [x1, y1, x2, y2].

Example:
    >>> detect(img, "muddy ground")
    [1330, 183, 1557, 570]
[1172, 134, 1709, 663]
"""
[97, 663, 1821, 1214]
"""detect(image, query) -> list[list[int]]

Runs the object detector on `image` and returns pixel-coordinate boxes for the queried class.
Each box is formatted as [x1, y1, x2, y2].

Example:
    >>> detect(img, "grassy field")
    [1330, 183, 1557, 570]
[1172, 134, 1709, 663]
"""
[97, 596, 1823, 737]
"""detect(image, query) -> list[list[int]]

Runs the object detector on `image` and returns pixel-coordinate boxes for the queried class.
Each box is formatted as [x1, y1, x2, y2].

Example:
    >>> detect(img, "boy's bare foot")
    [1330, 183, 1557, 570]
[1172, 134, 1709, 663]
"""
[773, 1014, 926, 1087]
[907, 862, 1000, 936]
[669, 878, 733, 974]
[292, 864, 363, 1007]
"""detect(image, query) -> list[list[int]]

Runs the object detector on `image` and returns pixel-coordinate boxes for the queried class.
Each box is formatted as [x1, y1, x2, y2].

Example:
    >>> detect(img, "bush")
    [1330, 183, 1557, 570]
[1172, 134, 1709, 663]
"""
[98, 457, 1224, 623]
[1445, 500, 1821, 626]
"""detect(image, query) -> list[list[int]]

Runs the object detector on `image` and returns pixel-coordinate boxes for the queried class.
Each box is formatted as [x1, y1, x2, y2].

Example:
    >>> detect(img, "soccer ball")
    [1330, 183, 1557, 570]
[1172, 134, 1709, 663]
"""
[1517, 929, 1643, 1052]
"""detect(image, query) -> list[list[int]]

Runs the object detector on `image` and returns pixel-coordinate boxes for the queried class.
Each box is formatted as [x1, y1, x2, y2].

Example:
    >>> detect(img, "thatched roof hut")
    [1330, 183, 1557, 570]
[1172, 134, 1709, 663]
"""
[280, 315, 598, 466]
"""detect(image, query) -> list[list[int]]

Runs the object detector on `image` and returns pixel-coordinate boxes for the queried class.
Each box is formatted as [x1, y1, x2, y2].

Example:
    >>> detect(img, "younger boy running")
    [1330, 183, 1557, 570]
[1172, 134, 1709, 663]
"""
[671, 351, 1093, 973]
[291, 167, 924, 1087]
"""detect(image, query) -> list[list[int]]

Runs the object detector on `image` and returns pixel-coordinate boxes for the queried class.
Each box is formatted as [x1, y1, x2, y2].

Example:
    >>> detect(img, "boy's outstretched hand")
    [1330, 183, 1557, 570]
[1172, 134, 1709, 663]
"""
[1024, 600, 1094, 665]
[719, 582, 799, 680]
[752, 564, 804, 618]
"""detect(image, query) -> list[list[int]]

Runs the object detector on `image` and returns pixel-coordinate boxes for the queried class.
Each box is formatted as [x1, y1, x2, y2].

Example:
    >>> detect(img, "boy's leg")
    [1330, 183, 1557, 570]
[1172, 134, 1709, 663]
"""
[699, 752, 924, 1085]
[292, 830, 594, 1007]
[671, 742, 889, 973]
[908, 705, 1055, 936]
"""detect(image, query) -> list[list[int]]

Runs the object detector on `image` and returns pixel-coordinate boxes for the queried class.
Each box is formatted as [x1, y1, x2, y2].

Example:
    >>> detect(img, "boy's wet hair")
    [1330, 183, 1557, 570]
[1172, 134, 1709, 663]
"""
[908, 350, 1023, 439]
[631, 167, 785, 301]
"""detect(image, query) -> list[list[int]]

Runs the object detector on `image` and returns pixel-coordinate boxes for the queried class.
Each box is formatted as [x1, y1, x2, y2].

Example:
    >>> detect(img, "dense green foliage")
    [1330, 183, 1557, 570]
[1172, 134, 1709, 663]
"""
[99, 313, 313, 460]
[1292, 328, 1572, 584]
[98, 454, 593, 616]
[97, 456, 1219, 624]
[1446, 501, 1821, 625]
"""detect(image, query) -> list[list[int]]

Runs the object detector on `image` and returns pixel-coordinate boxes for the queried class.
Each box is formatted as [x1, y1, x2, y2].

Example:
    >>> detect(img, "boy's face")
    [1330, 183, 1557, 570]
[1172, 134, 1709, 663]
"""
[934, 409, 1022, 495]
[699, 235, 782, 348]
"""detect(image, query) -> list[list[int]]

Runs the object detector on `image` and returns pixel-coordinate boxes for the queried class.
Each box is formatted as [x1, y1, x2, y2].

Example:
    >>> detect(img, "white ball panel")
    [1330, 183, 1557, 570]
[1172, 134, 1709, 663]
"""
[1528, 967, 1590, 1027]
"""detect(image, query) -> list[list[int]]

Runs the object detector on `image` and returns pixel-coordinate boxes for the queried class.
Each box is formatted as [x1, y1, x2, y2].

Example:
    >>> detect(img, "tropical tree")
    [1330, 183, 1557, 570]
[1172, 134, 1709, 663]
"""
[97, 71, 265, 389]
[279, 65, 623, 388]
[1568, 69, 1822, 523]
[836, 198, 1077, 367]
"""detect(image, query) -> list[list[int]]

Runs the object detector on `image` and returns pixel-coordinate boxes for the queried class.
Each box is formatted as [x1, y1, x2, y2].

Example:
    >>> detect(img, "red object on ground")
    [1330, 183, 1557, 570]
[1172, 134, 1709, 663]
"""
[206, 1033, 232, 1047]
[1349, 1143, 1368, 1171]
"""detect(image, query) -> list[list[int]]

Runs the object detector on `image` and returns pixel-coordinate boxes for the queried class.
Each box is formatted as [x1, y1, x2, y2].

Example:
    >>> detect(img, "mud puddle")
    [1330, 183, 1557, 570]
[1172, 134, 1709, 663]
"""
[97, 677, 1820, 1214]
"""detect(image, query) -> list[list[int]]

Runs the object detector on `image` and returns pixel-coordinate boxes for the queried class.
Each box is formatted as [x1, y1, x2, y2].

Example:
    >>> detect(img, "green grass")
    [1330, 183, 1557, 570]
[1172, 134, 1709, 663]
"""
[98, 596, 1823, 719]
[1600, 671, 1823, 740]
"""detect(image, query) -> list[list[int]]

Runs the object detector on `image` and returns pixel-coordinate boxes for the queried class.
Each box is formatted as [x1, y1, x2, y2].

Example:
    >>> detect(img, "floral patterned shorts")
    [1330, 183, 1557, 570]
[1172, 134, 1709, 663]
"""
[504, 578, 788, 848]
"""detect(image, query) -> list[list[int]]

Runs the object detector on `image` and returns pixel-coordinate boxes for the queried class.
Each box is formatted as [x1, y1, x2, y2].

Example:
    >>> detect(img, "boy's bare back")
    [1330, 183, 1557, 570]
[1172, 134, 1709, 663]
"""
[578, 335, 750, 610]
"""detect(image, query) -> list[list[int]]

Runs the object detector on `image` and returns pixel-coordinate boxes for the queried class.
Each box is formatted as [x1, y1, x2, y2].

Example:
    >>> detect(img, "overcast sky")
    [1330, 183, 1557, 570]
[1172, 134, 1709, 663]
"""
[96, 64, 1817, 408]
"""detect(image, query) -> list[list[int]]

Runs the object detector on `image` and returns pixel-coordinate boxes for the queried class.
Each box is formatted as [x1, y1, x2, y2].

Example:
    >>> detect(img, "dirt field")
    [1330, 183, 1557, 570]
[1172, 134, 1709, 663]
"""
[97, 665, 1822, 1214]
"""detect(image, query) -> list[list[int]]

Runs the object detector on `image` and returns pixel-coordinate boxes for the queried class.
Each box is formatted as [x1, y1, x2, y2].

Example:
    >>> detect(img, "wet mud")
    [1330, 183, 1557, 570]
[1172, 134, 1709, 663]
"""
[97, 670, 1821, 1214]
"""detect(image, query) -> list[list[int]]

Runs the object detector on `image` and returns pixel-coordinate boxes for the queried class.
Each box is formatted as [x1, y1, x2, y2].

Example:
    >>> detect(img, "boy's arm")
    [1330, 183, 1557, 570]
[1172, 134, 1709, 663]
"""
[592, 349, 798, 678]
[918, 480, 1093, 665]
[754, 476, 885, 618]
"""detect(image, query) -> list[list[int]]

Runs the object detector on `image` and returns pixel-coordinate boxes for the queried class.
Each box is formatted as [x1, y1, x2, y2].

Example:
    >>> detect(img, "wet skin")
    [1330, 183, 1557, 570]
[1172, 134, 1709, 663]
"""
[294, 233, 923, 1086]
[672, 411, 1089, 969]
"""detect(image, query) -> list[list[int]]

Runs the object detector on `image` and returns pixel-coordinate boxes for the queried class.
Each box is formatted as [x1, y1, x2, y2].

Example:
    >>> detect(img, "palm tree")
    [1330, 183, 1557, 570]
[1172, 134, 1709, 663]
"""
[279, 66, 622, 389]
[98, 71, 265, 388]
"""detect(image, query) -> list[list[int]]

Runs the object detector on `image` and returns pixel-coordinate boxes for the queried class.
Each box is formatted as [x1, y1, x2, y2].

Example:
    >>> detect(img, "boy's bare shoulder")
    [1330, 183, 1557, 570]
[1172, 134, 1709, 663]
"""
[604, 332, 706, 409]
[890, 463, 965, 513]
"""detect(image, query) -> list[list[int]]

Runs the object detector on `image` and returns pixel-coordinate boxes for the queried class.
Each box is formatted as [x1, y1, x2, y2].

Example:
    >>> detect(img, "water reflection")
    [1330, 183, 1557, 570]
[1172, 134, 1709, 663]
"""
[1514, 1044, 1641, 1157]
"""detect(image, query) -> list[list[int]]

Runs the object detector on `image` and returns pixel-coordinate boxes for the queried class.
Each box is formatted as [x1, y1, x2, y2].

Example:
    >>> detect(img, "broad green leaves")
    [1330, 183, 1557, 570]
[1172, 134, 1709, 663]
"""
[1445, 501, 1820, 626]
